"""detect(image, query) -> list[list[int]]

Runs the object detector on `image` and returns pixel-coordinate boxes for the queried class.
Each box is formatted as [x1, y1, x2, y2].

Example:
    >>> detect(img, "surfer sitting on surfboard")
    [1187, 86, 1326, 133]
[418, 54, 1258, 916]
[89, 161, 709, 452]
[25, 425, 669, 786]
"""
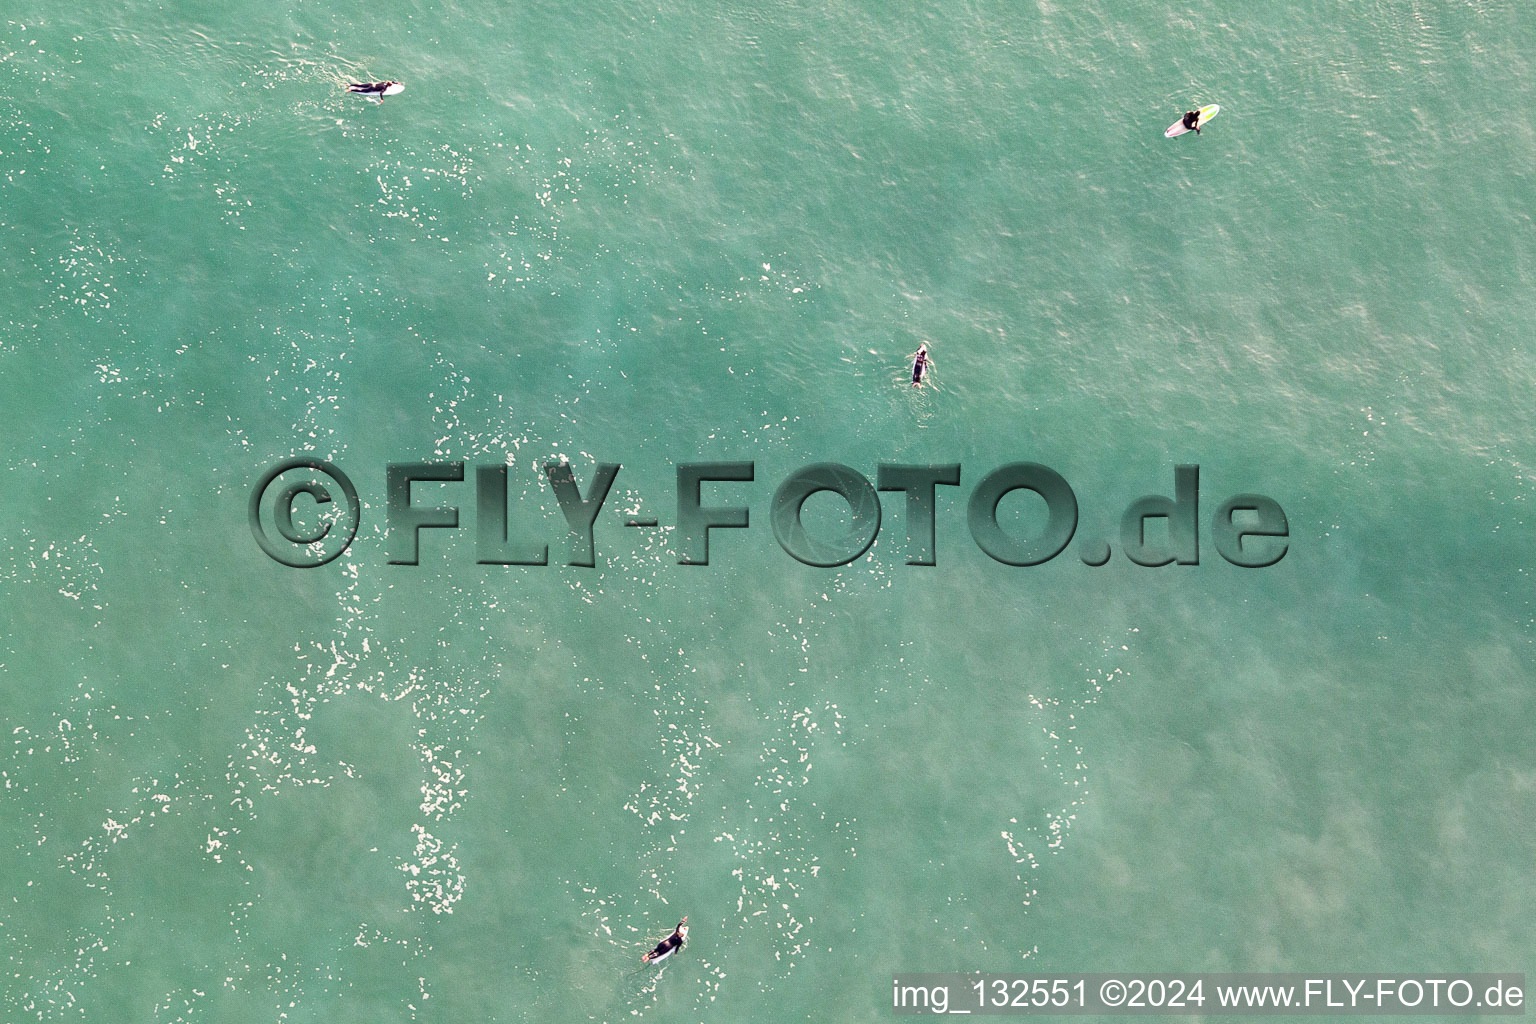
[347, 81, 403, 101]
[1181, 110, 1201, 134]
[910, 343, 932, 387]
[641, 917, 688, 963]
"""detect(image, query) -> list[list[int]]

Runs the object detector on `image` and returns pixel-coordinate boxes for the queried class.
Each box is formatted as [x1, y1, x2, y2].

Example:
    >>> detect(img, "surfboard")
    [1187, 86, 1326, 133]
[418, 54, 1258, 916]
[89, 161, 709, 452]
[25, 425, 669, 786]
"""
[348, 82, 405, 99]
[910, 344, 931, 386]
[1165, 104, 1219, 138]
[380, 83, 405, 96]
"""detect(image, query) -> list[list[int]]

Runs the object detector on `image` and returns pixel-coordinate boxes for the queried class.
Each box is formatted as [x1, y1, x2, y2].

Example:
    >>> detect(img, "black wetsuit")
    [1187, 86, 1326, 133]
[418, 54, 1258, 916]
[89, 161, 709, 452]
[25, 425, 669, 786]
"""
[1183, 111, 1200, 133]
[647, 930, 684, 961]
[348, 82, 393, 94]
[911, 353, 928, 384]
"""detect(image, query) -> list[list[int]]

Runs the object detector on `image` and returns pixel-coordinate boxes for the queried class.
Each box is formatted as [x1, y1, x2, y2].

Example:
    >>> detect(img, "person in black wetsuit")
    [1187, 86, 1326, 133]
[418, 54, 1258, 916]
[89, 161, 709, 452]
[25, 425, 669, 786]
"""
[1182, 110, 1201, 134]
[642, 917, 688, 963]
[347, 81, 402, 101]
[910, 343, 931, 387]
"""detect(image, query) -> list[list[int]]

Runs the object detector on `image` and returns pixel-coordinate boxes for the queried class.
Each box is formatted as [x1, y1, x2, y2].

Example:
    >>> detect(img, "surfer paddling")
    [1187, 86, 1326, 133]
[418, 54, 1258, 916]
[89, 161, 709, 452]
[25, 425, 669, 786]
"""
[909, 343, 932, 387]
[641, 917, 688, 964]
[347, 81, 404, 102]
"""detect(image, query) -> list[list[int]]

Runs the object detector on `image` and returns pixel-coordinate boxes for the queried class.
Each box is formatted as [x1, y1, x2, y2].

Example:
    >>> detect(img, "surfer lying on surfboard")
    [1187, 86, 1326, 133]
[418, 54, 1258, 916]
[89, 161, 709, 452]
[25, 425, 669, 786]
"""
[910, 343, 932, 387]
[641, 917, 688, 963]
[347, 81, 404, 101]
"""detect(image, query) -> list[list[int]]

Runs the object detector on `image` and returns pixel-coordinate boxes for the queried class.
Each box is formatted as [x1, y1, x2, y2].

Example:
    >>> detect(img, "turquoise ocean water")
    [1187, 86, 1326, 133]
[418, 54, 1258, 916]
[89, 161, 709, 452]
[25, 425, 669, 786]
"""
[3, 0, 1534, 1019]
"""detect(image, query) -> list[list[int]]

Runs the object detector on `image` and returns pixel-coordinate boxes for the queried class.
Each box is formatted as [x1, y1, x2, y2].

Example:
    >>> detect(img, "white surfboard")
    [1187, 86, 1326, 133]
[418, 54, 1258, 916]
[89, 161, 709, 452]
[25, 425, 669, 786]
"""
[1165, 103, 1219, 138]
[348, 82, 405, 100]
[910, 343, 931, 386]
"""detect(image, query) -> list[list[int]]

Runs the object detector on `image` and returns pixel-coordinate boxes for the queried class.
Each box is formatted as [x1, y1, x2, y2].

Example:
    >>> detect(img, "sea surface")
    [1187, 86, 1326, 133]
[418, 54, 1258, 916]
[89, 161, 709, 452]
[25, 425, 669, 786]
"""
[2, 0, 1534, 1020]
